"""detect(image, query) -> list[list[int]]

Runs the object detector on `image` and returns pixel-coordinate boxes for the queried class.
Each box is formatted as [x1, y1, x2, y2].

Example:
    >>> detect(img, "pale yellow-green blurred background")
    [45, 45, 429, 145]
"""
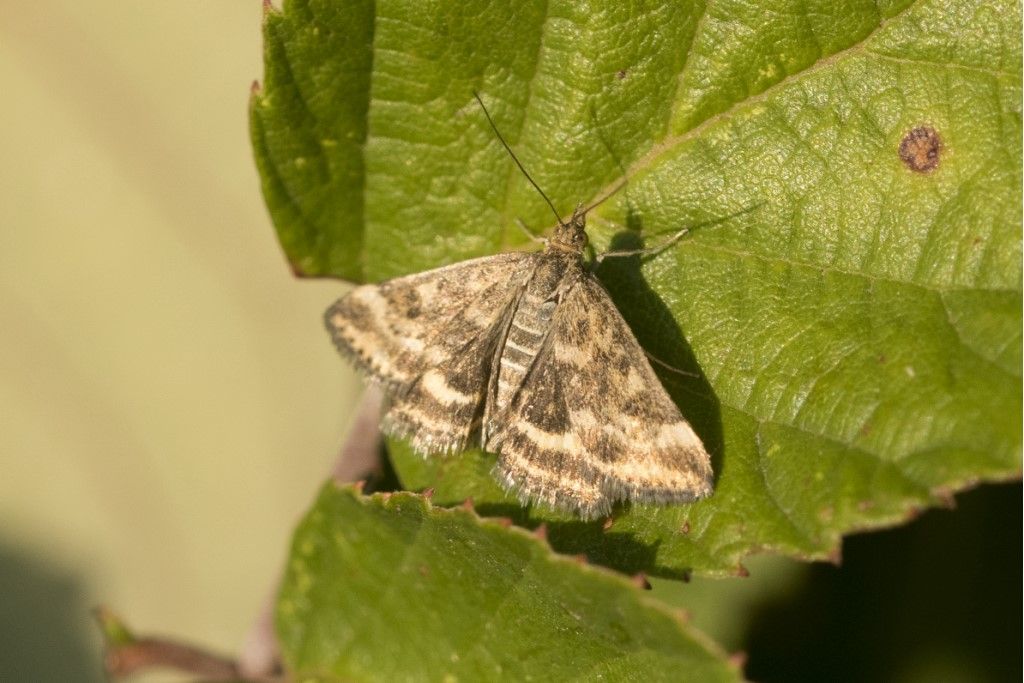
[4, 4, 1016, 682]
[1, 3, 362, 678]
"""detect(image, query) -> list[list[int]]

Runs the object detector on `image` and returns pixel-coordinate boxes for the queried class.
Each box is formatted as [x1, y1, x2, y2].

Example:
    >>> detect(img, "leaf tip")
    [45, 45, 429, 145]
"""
[93, 605, 135, 647]
[460, 497, 475, 511]
[734, 564, 750, 578]
[933, 487, 957, 509]
[728, 651, 749, 670]
[904, 504, 923, 522]
[286, 256, 312, 278]
[250, 79, 262, 96]
[631, 572, 652, 590]
[422, 487, 435, 500]
[572, 554, 589, 565]
[827, 545, 843, 566]
[532, 523, 549, 542]
[352, 480, 366, 493]
[601, 516, 614, 531]
[679, 520, 691, 535]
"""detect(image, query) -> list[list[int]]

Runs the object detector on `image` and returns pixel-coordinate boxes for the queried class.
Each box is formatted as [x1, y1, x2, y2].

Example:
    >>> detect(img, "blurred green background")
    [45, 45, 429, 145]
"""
[1, 2, 361, 679]
[1, 3, 1019, 682]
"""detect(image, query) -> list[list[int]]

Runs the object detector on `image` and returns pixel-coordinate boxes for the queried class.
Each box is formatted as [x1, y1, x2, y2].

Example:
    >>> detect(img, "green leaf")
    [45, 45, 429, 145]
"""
[276, 483, 741, 682]
[252, 0, 1022, 576]
[251, 0, 374, 278]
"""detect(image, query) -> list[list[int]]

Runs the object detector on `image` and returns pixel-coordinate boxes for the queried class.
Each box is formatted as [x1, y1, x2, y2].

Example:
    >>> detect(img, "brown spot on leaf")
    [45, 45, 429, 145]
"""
[616, 68, 628, 80]
[899, 125, 942, 173]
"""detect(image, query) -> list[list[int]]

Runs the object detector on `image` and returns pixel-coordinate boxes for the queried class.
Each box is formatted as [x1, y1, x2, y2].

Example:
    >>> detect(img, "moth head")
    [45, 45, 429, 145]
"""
[549, 204, 588, 254]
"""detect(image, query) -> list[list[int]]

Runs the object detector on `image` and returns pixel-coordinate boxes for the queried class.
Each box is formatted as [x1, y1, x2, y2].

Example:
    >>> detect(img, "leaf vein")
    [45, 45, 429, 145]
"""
[753, 425, 818, 546]
[938, 292, 1023, 378]
[678, 240, 1018, 296]
[592, 0, 925, 204]
[667, 0, 711, 128]
[864, 50, 1019, 80]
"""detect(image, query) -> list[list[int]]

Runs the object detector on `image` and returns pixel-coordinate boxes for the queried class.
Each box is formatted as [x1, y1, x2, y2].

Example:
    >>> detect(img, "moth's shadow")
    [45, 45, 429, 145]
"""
[593, 228, 725, 481]
[473, 502, 668, 577]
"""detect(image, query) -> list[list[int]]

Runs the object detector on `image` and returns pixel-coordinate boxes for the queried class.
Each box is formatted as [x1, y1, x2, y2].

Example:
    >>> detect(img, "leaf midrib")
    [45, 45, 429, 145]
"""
[590, 0, 925, 214]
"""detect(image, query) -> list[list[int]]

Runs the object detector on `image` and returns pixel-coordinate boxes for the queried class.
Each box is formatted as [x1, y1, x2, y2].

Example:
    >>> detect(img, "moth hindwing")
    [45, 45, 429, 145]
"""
[326, 207, 714, 519]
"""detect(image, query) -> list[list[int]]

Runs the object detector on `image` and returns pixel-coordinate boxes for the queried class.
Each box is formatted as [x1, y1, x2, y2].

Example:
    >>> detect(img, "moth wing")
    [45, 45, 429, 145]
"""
[326, 251, 537, 453]
[491, 274, 713, 518]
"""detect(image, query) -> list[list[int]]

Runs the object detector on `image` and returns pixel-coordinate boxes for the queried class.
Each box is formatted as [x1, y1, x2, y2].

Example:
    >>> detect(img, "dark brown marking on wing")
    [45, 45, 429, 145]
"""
[518, 360, 571, 433]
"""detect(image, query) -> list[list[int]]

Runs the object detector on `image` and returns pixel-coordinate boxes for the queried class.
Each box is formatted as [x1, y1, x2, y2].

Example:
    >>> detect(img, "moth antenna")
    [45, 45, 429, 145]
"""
[473, 91, 564, 226]
[583, 177, 627, 214]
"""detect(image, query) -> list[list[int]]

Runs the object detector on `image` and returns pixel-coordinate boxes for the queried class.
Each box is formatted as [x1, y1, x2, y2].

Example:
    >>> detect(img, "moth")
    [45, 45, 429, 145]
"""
[325, 97, 713, 519]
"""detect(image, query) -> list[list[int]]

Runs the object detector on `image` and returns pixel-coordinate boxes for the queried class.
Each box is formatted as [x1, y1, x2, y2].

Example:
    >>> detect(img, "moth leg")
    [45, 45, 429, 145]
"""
[594, 201, 766, 268]
[513, 217, 547, 247]
[644, 349, 699, 378]
[593, 226, 690, 267]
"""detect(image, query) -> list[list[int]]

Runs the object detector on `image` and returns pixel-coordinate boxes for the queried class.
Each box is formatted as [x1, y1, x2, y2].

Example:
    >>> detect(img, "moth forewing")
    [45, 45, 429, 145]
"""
[325, 251, 537, 453]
